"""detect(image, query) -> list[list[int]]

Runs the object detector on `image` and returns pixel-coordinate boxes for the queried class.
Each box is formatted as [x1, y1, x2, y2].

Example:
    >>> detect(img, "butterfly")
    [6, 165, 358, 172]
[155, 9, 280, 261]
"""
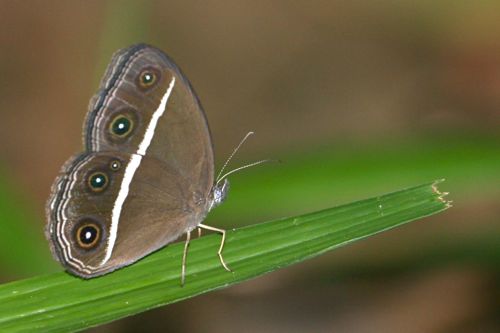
[45, 44, 260, 284]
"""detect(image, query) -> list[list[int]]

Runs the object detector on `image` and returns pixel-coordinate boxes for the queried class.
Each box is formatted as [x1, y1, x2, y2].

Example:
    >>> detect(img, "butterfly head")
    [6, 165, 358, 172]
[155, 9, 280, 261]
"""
[209, 178, 230, 211]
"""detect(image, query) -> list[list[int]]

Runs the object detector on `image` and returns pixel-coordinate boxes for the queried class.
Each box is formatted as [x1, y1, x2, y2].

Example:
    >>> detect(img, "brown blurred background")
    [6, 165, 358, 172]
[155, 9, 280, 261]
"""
[0, 1, 499, 332]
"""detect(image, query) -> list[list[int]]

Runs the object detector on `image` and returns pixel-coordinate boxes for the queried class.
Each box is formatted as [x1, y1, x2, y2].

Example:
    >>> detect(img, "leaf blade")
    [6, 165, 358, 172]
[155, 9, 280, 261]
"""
[0, 181, 450, 333]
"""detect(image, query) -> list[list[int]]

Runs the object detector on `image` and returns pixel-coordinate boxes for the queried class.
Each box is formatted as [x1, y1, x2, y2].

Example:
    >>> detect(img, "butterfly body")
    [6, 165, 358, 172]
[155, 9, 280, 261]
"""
[46, 44, 225, 278]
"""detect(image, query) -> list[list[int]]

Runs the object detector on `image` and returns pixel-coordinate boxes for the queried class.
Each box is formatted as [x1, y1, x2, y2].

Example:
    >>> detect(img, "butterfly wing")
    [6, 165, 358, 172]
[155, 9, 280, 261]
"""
[46, 151, 204, 277]
[46, 45, 215, 277]
[84, 44, 214, 199]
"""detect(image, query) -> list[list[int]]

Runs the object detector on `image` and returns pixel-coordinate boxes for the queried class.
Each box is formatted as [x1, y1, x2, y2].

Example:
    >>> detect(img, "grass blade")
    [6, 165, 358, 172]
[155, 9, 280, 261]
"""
[0, 181, 450, 332]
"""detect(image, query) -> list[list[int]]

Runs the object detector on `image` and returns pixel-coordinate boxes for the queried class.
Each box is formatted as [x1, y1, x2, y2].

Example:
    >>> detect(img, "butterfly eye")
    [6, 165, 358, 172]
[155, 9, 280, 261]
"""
[110, 114, 134, 137]
[109, 160, 121, 171]
[76, 222, 101, 249]
[137, 68, 160, 90]
[88, 172, 108, 192]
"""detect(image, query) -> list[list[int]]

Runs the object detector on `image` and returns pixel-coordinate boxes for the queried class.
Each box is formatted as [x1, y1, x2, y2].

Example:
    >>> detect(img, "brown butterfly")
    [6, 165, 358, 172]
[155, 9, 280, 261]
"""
[46, 44, 242, 284]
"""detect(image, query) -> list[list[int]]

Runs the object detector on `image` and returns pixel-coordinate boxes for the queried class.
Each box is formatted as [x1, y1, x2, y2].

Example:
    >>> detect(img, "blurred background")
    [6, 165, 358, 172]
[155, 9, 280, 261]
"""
[0, 1, 499, 332]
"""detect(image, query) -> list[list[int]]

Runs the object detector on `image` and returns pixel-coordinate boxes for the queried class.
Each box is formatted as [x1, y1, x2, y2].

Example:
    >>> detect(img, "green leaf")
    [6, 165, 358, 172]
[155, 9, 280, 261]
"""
[0, 181, 450, 332]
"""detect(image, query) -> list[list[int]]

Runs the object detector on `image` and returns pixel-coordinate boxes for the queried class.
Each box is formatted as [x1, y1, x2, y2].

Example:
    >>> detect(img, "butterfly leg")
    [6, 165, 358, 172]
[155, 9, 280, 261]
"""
[181, 230, 191, 286]
[197, 227, 202, 238]
[198, 224, 231, 272]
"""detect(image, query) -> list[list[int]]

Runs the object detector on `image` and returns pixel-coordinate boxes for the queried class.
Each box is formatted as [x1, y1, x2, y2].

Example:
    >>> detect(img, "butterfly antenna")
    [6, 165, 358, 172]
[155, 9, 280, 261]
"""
[216, 159, 274, 185]
[216, 131, 254, 183]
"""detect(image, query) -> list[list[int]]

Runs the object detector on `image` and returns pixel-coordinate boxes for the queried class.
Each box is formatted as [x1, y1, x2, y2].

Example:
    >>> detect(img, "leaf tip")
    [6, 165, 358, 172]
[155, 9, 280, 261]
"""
[431, 179, 452, 208]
